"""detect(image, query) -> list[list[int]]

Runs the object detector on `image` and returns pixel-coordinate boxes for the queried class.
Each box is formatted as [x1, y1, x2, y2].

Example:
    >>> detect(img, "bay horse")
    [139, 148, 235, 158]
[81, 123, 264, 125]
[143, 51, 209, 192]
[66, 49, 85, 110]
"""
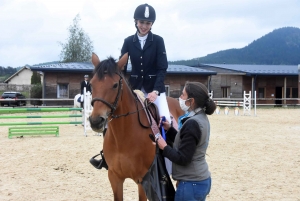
[89, 53, 184, 201]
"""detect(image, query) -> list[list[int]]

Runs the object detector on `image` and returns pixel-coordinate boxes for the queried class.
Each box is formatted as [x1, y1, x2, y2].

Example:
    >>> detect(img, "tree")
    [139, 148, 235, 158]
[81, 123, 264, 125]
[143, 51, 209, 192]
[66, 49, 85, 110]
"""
[30, 71, 42, 105]
[59, 14, 94, 62]
[31, 71, 41, 84]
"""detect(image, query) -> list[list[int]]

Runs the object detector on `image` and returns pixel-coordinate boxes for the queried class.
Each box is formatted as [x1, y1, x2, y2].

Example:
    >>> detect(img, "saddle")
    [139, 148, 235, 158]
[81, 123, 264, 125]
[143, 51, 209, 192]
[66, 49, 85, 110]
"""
[133, 90, 160, 134]
[143, 98, 160, 126]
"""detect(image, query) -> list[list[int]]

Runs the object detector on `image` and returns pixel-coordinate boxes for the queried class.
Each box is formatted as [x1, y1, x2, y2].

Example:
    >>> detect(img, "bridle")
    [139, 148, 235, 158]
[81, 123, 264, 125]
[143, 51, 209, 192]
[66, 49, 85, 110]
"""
[91, 72, 153, 128]
[91, 72, 123, 117]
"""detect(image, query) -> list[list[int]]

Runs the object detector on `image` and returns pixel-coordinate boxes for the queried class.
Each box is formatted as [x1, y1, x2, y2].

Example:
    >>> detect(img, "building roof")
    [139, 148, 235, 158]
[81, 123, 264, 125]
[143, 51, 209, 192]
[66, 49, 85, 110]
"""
[29, 62, 299, 76]
[201, 64, 298, 76]
[29, 62, 216, 75]
[195, 65, 246, 75]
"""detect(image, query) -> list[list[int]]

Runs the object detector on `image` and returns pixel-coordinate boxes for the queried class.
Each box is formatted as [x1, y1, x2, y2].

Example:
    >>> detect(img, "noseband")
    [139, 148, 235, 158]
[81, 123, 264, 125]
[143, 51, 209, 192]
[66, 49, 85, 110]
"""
[91, 72, 123, 118]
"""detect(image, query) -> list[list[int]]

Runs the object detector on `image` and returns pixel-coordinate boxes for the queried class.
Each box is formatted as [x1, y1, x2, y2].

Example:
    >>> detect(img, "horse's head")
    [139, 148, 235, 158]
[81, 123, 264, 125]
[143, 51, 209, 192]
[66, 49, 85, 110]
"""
[88, 52, 128, 132]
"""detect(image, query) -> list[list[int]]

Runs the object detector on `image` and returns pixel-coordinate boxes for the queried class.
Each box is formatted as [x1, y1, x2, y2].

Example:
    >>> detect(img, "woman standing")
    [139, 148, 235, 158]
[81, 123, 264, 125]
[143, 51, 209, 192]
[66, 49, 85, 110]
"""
[120, 3, 171, 123]
[157, 82, 216, 201]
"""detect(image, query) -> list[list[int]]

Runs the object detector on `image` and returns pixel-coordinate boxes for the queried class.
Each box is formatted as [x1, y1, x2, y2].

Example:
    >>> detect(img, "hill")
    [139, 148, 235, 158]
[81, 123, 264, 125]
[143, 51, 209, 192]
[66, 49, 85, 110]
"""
[169, 27, 300, 65]
[0, 66, 17, 82]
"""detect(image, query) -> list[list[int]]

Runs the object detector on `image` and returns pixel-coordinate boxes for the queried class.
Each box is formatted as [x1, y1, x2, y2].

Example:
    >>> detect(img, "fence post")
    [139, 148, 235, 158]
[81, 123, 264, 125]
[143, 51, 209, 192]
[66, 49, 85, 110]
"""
[243, 91, 251, 116]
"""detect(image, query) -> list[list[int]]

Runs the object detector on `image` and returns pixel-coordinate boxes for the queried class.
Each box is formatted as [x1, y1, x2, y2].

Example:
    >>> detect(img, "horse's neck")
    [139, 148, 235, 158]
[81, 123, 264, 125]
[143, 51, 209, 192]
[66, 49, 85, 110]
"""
[109, 84, 143, 132]
[116, 84, 137, 116]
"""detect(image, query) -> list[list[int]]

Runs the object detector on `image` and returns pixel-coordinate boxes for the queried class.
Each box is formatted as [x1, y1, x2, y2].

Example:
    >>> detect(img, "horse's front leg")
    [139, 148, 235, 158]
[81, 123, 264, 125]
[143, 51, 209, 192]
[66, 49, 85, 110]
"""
[108, 170, 124, 201]
[138, 184, 147, 201]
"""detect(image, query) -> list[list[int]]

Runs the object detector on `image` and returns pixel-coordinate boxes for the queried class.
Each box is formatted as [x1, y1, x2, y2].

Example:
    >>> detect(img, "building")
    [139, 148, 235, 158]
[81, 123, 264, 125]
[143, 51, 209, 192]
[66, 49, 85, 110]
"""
[197, 64, 299, 105]
[29, 62, 216, 105]
[4, 66, 34, 85]
[29, 62, 299, 106]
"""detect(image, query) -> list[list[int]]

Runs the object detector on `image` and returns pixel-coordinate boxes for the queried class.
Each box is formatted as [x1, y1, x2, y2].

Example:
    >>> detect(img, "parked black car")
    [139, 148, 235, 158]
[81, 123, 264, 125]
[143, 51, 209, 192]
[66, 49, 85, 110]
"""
[0, 92, 27, 106]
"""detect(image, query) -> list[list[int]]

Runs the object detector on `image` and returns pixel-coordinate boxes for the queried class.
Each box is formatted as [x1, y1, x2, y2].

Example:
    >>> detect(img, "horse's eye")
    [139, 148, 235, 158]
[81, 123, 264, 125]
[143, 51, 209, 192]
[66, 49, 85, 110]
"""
[113, 83, 118, 89]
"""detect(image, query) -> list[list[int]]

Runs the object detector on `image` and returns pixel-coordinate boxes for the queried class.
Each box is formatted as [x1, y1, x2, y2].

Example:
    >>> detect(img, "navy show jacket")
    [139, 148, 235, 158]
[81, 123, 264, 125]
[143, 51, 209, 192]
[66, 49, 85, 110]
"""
[121, 31, 168, 94]
[80, 81, 91, 94]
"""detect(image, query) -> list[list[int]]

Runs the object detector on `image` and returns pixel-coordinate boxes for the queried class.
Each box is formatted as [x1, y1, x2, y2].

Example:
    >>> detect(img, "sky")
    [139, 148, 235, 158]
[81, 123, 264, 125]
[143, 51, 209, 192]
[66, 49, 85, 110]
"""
[1, 0, 300, 68]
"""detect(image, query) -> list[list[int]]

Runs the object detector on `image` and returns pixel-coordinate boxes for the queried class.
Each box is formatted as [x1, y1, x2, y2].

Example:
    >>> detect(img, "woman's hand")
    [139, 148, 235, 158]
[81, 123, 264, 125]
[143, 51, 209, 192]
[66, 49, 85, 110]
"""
[147, 91, 158, 103]
[157, 135, 167, 150]
[159, 117, 171, 131]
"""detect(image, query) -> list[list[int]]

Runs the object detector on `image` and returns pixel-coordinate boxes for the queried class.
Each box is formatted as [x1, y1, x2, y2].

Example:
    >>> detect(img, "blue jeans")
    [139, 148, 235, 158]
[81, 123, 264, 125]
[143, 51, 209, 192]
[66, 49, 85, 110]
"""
[175, 177, 211, 201]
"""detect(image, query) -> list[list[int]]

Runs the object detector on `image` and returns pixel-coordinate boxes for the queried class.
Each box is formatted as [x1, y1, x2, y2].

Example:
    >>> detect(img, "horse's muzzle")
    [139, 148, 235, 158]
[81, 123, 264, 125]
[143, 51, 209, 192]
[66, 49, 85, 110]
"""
[89, 115, 106, 133]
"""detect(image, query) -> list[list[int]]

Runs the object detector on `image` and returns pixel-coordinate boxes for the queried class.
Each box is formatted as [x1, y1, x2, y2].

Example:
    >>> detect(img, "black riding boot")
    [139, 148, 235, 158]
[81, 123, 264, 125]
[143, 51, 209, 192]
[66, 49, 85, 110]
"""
[89, 128, 108, 170]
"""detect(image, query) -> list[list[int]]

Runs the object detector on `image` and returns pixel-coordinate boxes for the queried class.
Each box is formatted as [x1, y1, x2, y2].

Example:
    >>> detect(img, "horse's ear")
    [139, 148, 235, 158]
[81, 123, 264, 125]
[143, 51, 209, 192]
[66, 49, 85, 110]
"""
[117, 53, 128, 70]
[91, 52, 101, 68]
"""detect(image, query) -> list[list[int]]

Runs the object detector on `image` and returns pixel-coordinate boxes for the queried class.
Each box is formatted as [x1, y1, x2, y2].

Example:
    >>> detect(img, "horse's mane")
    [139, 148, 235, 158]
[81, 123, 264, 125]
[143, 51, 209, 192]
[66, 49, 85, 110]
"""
[93, 56, 135, 95]
[133, 90, 145, 102]
[93, 56, 118, 80]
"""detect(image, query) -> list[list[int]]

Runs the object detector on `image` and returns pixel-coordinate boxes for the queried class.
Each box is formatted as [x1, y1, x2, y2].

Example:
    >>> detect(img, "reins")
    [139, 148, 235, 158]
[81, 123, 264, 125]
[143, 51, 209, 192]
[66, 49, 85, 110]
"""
[91, 72, 153, 128]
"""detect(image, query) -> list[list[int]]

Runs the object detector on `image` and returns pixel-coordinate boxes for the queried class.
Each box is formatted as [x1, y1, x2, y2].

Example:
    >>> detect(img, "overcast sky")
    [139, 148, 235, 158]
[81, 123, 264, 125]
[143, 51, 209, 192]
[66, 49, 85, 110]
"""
[1, 0, 300, 67]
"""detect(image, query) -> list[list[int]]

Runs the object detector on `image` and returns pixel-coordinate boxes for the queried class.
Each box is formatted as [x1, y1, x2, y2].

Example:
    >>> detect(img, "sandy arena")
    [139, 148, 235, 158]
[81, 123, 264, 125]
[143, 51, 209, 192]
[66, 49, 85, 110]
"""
[0, 108, 299, 201]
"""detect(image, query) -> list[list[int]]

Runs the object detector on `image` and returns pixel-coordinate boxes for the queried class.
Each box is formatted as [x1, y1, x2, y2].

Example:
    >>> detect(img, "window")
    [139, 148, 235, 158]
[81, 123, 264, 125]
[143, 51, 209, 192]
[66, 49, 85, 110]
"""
[221, 87, 229, 98]
[209, 90, 213, 99]
[286, 88, 291, 98]
[286, 87, 298, 98]
[292, 88, 298, 98]
[258, 87, 265, 98]
[165, 85, 170, 96]
[57, 84, 69, 98]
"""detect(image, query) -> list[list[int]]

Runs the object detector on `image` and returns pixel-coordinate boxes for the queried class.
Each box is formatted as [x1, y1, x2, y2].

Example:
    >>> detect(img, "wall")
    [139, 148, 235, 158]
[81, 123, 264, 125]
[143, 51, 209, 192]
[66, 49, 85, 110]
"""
[8, 68, 32, 85]
[299, 64, 300, 104]
[43, 72, 87, 105]
[0, 83, 32, 93]
[42, 71, 299, 106]
[210, 74, 245, 98]
[165, 74, 208, 98]
[256, 75, 298, 105]
[42, 72, 209, 105]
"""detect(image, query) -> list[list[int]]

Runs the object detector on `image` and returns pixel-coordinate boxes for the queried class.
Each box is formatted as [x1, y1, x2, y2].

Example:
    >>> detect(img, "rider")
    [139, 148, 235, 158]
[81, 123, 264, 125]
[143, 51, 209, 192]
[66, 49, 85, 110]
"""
[121, 3, 171, 123]
[90, 3, 171, 170]
[80, 75, 91, 108]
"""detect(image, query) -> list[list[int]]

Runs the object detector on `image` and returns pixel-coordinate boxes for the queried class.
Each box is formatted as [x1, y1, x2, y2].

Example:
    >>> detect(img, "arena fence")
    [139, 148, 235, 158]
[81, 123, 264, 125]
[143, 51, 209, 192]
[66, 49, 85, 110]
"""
[212, 91, 256, 116]
[8, 126, 59, 139]
[0, 107, 82, 139]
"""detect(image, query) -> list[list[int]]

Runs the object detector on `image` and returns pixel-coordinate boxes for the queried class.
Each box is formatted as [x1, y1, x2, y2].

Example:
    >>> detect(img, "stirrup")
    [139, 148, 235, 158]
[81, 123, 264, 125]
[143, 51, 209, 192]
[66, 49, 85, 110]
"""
[89, 150, 108, 170]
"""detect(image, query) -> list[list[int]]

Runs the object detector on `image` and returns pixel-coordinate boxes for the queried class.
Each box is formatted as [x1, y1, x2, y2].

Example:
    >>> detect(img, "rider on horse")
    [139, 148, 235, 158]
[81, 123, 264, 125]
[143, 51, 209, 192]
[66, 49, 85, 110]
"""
[90, 3, 171, 170]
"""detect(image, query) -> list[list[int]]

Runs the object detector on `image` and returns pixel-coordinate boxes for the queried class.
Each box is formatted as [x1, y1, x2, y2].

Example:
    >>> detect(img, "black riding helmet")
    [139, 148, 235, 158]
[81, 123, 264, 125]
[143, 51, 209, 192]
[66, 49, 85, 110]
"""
[134, 3, 156, 22]
[134, 4, 156, 33]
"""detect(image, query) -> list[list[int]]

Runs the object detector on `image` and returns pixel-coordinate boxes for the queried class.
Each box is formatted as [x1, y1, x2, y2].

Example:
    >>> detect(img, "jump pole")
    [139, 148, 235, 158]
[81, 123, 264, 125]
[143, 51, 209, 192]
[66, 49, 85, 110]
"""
[0, 114, 82, 119]
[0, 108, 82, 113]
[0, 121, 82, 126]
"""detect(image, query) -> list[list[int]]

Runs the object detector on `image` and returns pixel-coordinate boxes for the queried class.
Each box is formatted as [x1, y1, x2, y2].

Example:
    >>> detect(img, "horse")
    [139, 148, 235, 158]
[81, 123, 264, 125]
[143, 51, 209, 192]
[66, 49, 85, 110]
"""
[73, 92, 92, 109]
[74, 92, 93, 127]
[89, 52, 184, 201]
[74, 94, 82, 109]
